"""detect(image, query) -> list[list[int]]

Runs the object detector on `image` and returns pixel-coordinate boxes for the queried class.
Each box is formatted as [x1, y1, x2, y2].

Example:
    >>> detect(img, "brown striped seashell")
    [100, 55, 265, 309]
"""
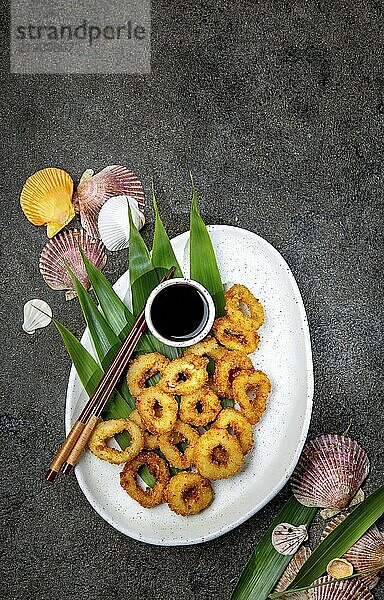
[308, 575, 373, 599]
[272, 523, 308, 555]
[20, 167, 75, 237]
[39, 229, 106, 300]
[73, 165, 145, 239]
[320, 514, 347, 542]
[274, 546, 312, 599]
[290, 435, 369, 510]
[344, 526, 384, 589]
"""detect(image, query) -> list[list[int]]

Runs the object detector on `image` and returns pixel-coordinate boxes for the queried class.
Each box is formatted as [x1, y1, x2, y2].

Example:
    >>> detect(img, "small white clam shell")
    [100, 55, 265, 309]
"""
[23, 299, 52, 334]
[272, 523, 308, 555]
[98, 195, 145, 251]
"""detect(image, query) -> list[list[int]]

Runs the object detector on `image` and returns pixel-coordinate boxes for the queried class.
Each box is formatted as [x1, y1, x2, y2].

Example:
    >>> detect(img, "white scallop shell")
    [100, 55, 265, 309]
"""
[23, 299, 52, 334]
[272, 523, 309, 555]
[98, 195, 145, 251]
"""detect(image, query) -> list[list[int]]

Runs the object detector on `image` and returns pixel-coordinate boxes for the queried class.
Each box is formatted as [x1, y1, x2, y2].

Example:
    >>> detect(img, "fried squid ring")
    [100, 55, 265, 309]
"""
[232, 370, 271, 424]
[179, 386, 221, 427]
[164, 472, 214, 516]
[120, 451, 170, 508]
[159, 355, 209, 395]
[129, 409, 159, 449]
[144, 431, 160, 450]
[126, 352, 170, 397]
[136, 388, 178, 434]
[88, 418, 144, 464]
[194, 429, 244, 480]
[213, 350, 254, 397]
[184, 336, 226, 363]
[212, 408, 253, 454]
[225, 284, 265, 331]
[158, 421, 200, 469]
[213, 317, 260, 354]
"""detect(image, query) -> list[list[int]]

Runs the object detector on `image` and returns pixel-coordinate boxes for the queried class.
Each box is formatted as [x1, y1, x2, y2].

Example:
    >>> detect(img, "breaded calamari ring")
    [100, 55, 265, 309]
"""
[129, 409, 159, 449]
[127, 352, 170, 397]
[179, 386, 221, 427]
[88, 418, 144, 464]
[213, 349, 254, 397]
[164, 472, 214, 516]
[120, 451, 170, 508]
[212, 408, 254, 454]
[225, 284, 265, 331]
[194, 428, 244, 480]
[158, 421, 200, 469]
[159, 355, 209, 395]
[213, 317, 260, 354]
[136, 387, 178, 434]
[183, 336, 226, 363]
[144, 431, 160, 450]
[129, 409, 143, 427]
[232, 370, 271, 424]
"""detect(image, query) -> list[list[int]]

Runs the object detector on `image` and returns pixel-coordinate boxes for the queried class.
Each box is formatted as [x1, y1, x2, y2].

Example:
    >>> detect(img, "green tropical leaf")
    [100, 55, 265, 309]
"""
[53, 319, 104, 395]
[81, 249, 153, 353]
[128, 206, 159, 316]
[285, 485, 384, 591]
[65, 263, 121, 369]
[231, 496, 316, 600]
[151, 189, 183, 279]
[189, 176, 225, 316]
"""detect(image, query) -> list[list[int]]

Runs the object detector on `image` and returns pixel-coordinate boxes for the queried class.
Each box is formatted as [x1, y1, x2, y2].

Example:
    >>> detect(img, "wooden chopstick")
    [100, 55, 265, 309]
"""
[61, 313, 146, 475]
[46, 266, 175, 482]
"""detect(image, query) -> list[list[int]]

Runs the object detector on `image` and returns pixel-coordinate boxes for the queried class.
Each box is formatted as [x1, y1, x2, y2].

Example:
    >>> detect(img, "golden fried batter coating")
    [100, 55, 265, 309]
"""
[126, 352, 170, 397]
[158, 421, 200, 469]
[232, 370, 271, 424]
[183, 336, 226, 362]
[225, 284, 265, 331]
[212, 408, 254, 454]
[136, 387, 178, 434]
[120, 451, 170, 508]
[179, 386, 222, 427]
[194, 428, 244, 480]
[213, 317, 260, 354]
[164, 472, 214, 516]
[88, 418, 144, 464]
[213, 349, 254, 397]
[159, 355, 209, 395]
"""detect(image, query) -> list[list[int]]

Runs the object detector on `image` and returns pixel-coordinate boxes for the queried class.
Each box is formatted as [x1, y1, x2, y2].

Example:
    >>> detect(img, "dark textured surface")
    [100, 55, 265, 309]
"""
[1, 1, 383, 599]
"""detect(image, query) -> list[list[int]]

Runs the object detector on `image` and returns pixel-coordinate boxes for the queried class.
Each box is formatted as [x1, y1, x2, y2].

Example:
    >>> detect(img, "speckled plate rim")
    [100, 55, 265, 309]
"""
[65, 225, 313, 546]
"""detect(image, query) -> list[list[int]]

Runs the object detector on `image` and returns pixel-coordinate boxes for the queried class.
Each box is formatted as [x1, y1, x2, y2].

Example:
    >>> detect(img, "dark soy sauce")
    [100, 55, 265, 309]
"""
[150, 284, 209, 342]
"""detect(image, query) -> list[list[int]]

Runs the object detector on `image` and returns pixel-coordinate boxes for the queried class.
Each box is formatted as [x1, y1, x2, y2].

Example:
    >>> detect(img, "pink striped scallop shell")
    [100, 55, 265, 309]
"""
[308, 575, 373, 599]
[39, 229, 106, 299]
[73, 165, 145, 239]
[291, 435, 369, 510]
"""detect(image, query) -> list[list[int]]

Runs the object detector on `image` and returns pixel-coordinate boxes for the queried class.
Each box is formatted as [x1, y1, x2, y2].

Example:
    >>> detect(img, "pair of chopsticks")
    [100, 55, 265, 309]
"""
[46, 266, 176, 482]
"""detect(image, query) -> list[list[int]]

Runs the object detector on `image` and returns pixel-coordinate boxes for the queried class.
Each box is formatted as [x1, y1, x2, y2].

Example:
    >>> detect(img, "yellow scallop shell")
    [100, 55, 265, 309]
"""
[20, 168, 75, 237]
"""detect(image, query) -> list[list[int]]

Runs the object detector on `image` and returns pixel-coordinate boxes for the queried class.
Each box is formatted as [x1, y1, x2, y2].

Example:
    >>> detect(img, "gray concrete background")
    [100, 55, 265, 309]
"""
[1, 1, 383, 599]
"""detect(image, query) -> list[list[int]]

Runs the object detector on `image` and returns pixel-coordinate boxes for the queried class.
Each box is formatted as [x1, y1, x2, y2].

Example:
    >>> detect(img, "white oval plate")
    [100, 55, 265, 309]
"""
[65, 225, 313, 546]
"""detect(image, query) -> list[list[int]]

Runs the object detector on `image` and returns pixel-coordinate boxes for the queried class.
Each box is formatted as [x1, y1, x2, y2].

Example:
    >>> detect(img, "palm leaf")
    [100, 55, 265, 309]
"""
[128, 206, 159, 316]
[151, 189, 183, 279]
[66, 263, 121, 369]
[189, 176, 225, 316]
[231, 496, 316, 600]
[81, 249, 154, 353]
